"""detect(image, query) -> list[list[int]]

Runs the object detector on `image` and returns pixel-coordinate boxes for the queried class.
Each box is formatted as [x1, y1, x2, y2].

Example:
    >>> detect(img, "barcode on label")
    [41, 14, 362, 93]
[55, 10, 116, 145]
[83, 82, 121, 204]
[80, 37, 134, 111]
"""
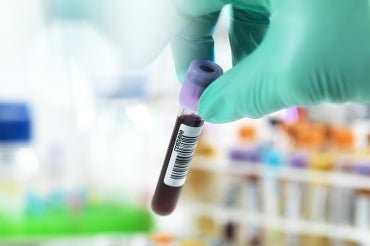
[170, 133, 198, 180]
[164, 124, 203, 187]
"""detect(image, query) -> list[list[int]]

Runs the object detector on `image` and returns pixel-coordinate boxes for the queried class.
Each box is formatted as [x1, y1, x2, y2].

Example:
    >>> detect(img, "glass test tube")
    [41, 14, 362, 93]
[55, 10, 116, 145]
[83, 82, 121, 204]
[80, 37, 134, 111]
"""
[151, 60, 223, 216]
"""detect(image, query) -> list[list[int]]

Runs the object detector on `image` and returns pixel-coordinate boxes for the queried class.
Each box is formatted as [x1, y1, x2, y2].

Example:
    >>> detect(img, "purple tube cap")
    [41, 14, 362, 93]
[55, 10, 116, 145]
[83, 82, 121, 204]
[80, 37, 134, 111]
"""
[289, 152, 309, 169]
[354, 161, 370, 176]
[179, 60, 223, 112]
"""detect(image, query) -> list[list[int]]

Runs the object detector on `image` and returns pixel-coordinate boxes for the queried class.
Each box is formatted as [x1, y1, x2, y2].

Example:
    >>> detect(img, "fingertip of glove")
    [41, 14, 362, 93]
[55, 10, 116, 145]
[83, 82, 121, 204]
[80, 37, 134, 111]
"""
[199, 106, 243, 124]
[198, 90, 242, 123]
[198, 91, 220, 122]
[198, 87, 275, 122]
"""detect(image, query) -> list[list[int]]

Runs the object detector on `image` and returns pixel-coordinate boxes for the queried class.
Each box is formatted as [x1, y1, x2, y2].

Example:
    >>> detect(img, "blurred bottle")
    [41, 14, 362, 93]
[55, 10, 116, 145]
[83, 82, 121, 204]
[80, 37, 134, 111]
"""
[280, 113, 315, 246]
[303, 125, 334, 246]
[298, 124, 331, 220]
[288, 123, 321, 170]
[228, 124, 263, 212]
[225, 123, 263, 245]
[306, 154, 333, 221]
[328, 127, 356, 246]
[0, 102, 40, 221]
[262, 118, 286, 219]
[262, 117, 289, 166]
[284, 123, 316, 218]
[214, 221, 241, 246]
[353, 162, 370, 232]
[222, 175, 243, 209]
[283, 143, 310, 246]
[242, 174, 262, 214]
[242, 174, 264, 246]
[260, 118, 287, 246]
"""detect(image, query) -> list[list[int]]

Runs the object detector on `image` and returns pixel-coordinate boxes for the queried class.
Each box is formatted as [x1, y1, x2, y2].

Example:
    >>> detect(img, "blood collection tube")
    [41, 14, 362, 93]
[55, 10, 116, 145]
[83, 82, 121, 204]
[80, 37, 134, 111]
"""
[151, 60, 223, 216]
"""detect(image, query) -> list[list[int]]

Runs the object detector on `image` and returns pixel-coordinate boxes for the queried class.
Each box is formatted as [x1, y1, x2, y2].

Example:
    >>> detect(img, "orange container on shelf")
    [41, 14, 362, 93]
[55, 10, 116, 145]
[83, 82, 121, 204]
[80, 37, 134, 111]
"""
[149, 232, 176, 246]
[330, 126, 355, 152]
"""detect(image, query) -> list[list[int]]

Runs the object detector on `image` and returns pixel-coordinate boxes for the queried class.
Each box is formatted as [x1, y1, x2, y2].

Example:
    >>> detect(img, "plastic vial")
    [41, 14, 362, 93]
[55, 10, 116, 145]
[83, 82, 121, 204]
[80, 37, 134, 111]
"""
[151, 60, 223, 216]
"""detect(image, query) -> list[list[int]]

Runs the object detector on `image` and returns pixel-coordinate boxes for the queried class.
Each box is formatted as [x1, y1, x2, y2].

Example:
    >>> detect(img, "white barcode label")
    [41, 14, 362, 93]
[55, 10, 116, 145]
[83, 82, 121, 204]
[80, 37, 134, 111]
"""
[164, 123, 203, 187]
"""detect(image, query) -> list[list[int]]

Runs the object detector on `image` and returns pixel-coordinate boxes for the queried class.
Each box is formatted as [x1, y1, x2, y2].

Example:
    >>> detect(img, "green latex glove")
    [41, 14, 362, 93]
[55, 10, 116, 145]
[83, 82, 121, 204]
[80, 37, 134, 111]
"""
[171, 0, 370, 123]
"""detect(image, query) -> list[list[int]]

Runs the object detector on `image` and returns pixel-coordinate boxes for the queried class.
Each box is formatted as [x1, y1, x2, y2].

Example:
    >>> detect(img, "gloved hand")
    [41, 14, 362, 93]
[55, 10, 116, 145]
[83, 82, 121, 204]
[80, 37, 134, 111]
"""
[171, 0, 370, 123]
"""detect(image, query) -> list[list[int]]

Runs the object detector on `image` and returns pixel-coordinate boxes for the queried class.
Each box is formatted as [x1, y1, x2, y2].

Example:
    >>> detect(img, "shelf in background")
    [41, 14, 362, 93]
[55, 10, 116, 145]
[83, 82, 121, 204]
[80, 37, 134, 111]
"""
[185, 202, 370, 242]
[191, 157, 370, 189]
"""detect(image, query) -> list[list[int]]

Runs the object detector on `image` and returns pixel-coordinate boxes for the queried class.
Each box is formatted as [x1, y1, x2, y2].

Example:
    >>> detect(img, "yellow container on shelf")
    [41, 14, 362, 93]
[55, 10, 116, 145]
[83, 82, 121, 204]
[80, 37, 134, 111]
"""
[181, 239, 207, 246]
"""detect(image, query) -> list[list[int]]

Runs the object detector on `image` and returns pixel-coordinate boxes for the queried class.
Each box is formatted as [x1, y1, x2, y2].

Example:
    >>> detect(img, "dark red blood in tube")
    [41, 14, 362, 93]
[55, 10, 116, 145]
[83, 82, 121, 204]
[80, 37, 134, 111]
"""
[151, 114, 204, 215]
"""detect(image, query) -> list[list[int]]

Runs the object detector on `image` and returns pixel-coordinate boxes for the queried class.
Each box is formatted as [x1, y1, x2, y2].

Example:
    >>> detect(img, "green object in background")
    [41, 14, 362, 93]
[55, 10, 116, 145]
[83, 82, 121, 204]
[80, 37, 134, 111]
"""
[76, 202, 154, 234]
[0, 201, 154, 240]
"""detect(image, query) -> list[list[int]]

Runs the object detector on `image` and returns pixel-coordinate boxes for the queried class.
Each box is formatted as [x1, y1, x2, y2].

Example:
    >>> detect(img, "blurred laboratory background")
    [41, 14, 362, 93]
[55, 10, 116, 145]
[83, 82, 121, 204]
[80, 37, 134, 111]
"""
[1, 1, 370, 246]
